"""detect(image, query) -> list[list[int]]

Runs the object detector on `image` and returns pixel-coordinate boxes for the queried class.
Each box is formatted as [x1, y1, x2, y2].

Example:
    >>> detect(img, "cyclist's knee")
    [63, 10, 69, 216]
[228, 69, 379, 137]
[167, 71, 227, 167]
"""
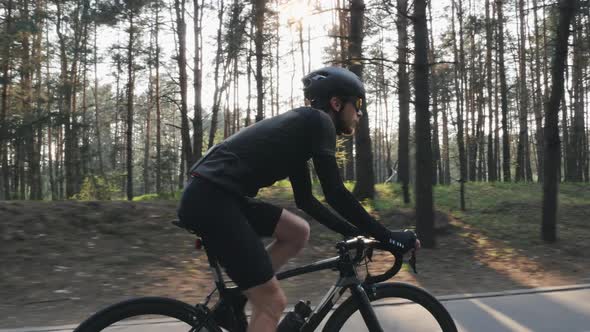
[245, 278, 287, 321]
[295, 220, 310, 251]
[275, 209, 310, 251]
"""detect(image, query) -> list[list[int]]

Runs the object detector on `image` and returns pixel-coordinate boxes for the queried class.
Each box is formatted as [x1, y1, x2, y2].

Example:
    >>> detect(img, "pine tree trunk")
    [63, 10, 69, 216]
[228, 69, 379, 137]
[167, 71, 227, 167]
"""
[57, 126, 64, 199]
[486, 0, 496, 181]
[385, 104, 393, 183]
[477, 52, 486, 181]
[48, 123, 56, 199]
[570, 17, 585, 182]
[46, 29, 57, 199]
[70, 2, 88, 197]
[113, 56, 121, 172]
[155, 1, 162, 194]
[193, 0, 204, 160]
[126, 13, 135, 201]
[31, 0, 45, 199]
[233, 54, 239, 132]
[269, 38, 275, 117]
[338, 0, 354, 181]
[144, 29, 154, 194]
[174, 0, 193, 169]
[57, 1, 73, 198]
[1, 0, 13, 200]
[431, 82, 441, 186]
[17, 140, 24, 199]
[93, 19, 104, 176]
[453, 0, 467, 210]
[298, 21, 305, 77]
[543, 0, 576, 243]
[254, 0, 266, 122]
[397, 0, 410, 203]
[57, 0, 85, 198]
[562, 92, 569, 180]
[349, 0, 374, 200]
[496, 0, 511, 182]
[494, 53, 501, 181]
[274, 2, 280, 117]
[209, 0, 225, 148]
[81, 22, 89, 180]
[442, 99, 451, 185]
[246, 22, 253, 126]
[532, 0, 544, 182]
[467, 26, 477, 182]
[21, 0, 34, 199]
[414, 0, 435, 248]
[428, 2, 441, 186]
[515, 0, 530, 182]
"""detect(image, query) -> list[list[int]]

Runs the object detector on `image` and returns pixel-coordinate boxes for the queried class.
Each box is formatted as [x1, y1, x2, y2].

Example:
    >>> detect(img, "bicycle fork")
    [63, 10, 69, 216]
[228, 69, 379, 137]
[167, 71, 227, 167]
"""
[350, 284, 383, 332]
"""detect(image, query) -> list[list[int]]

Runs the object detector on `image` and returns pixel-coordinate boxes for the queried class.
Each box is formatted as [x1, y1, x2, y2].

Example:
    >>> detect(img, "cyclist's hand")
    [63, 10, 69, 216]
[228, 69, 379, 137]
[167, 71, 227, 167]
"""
[384, 229, 419, 255]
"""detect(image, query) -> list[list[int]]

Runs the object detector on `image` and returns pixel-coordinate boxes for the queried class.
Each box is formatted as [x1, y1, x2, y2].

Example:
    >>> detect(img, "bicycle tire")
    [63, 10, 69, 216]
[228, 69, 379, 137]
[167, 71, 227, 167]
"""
[73, 296, 221, 332]
[322, 282, 457, 332]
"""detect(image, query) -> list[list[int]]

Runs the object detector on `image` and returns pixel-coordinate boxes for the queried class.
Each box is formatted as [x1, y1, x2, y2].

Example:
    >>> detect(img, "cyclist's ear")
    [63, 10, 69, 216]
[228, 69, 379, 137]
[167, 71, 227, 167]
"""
[329, 97, 342, 112]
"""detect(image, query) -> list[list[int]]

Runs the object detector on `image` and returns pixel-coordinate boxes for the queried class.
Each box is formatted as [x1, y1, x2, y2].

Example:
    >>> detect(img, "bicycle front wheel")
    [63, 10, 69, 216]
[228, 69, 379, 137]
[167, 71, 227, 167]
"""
[73, 297, 221, 332]
[323, 283, 457, 332]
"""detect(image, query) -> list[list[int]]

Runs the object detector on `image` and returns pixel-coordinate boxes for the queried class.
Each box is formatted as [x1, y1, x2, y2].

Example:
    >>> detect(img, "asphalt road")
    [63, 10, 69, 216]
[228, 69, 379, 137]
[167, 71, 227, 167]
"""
[3, 284, 590, 332]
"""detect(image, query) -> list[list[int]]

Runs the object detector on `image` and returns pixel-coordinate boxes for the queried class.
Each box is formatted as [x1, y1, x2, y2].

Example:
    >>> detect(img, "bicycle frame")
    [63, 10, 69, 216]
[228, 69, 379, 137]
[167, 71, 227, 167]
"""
[205, 243, 384, 332]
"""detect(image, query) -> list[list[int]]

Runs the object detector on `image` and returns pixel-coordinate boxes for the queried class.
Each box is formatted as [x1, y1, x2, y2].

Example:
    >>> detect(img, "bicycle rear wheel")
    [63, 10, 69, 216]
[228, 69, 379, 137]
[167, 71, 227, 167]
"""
[73, 297, 221, 332]
[323, 283, 457, 332]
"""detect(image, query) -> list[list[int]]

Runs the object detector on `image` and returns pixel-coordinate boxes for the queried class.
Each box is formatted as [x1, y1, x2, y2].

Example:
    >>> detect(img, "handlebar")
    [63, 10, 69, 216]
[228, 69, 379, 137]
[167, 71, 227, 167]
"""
[337, 236, 406, 284]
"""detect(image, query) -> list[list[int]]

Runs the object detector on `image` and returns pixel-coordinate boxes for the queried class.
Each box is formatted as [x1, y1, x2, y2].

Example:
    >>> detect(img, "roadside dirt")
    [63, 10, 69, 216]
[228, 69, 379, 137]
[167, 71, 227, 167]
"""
[1, 198, 589, 328]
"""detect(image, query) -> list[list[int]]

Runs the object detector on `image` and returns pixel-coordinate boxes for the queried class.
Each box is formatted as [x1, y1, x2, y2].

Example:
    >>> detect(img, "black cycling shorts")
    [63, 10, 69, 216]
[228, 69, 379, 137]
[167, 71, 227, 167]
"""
[177, 175, 283, 290]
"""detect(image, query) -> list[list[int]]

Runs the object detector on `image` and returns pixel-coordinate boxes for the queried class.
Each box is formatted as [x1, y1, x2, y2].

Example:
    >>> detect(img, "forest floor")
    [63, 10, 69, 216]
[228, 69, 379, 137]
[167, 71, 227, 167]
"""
[1, 182, 589, 328]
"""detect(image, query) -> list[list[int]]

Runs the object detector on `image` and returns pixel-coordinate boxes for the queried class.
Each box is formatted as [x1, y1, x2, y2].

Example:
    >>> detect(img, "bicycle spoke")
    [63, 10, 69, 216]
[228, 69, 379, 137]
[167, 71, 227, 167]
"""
[338, 299, 444, 331]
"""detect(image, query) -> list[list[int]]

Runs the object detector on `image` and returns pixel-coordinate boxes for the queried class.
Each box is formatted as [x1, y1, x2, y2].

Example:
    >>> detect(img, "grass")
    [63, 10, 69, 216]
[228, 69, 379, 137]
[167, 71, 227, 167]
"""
[131, 178, 589, 250]
[132, 191, 182, 201]
[431, 182, 590, 248]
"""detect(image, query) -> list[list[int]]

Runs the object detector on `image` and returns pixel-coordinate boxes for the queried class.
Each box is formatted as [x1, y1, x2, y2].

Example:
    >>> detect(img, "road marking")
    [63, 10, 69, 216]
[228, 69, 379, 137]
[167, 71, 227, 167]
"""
[470, 299, 533, 332]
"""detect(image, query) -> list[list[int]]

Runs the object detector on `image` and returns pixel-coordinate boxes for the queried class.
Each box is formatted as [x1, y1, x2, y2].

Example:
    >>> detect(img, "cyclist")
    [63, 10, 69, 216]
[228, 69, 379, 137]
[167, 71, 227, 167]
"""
[178, 66, 420, 332]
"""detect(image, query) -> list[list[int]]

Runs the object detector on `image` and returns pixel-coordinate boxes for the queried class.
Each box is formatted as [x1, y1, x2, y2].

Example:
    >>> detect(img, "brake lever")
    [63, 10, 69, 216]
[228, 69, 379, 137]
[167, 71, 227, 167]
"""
[366, 247, 374, 262]
[408, 250, 418, 274]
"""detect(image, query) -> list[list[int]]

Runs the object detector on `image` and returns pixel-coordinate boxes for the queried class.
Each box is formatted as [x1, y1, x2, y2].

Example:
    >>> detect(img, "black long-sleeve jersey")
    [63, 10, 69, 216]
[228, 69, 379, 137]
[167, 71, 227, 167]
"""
[189, 107, 391, 242]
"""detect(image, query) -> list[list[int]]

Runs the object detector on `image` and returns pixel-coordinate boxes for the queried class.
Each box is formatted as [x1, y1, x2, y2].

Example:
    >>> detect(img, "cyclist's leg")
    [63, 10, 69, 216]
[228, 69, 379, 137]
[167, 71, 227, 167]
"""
[178, 176, 279, 289]
[266, 209, 310, 270]
[243, 277, 287, 332]
[180, 177, 287, 329]
[243, 199, 310, 271]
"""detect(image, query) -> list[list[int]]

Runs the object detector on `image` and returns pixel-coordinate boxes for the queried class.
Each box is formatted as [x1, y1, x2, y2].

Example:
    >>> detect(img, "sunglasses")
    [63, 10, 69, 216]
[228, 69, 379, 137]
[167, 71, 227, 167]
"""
[341, 96, 363, 110]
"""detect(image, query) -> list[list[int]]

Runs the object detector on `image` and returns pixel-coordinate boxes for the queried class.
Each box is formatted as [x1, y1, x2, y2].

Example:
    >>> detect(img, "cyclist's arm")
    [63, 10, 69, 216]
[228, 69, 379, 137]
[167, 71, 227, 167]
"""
[289, 162, 360, 237]
[312, 154, 391, 243]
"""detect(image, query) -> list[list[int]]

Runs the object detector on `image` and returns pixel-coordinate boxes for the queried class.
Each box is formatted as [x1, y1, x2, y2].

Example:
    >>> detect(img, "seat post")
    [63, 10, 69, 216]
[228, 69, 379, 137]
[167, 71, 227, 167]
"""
[201, 238, 227, 291]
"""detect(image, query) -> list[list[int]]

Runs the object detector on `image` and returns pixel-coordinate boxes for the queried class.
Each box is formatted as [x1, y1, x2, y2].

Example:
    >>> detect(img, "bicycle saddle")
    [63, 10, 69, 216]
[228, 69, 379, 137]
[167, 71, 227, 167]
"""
[171, 219, 197, 235]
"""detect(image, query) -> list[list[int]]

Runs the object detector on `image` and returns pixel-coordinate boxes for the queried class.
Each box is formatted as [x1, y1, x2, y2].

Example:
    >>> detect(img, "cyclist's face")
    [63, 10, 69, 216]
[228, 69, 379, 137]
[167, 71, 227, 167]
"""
[329, 96, 363, 136]
[339, 98, 362, 136]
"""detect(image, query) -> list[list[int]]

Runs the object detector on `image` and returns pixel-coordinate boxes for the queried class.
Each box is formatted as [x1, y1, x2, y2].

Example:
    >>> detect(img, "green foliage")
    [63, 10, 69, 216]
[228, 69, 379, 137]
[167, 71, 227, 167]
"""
[343, 181, 355, 192]
[373, 183, 405, 211]
[132, 191, 182, 201]
[132, 193, 160, 201]
[432, 182, 590, 247]
[257, 182, 589, 248]
[360, 198, 374, 214]
[335, 137, 348, 169]
[274, 179, 292, 188]
[72, 176, 119, 201]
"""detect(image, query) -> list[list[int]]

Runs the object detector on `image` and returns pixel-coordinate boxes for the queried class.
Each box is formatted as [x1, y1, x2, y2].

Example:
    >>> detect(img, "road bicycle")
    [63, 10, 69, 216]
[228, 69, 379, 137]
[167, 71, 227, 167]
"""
[73, 219, 457, 331]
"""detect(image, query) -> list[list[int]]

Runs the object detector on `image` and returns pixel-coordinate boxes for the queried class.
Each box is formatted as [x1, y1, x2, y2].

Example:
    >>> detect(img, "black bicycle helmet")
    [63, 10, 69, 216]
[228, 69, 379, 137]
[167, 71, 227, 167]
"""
[302, 67, 366, 102]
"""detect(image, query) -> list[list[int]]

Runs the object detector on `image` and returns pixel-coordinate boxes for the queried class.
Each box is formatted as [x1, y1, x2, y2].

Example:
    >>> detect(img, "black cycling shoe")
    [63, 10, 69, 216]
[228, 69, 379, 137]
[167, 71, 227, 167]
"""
[212, 292, 248, 331]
